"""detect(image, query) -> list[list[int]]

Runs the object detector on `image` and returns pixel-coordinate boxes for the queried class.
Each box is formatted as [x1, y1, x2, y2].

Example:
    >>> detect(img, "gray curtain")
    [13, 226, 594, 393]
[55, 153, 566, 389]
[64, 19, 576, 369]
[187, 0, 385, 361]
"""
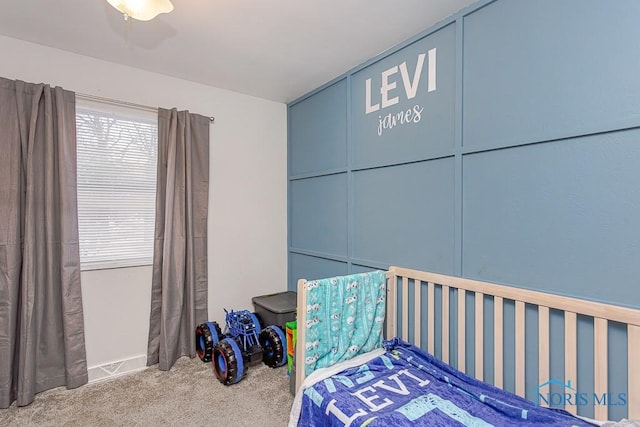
[0, 77, 88, 408]
[147, 108, 209, 370]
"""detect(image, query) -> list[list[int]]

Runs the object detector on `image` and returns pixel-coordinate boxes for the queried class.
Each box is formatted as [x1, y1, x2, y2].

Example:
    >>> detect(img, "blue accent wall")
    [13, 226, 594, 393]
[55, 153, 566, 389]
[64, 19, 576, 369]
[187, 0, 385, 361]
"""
[288, 0, 640, 418]
[289, 79, 348, 175]
[352, 159, 455, 272]
[350, 23, 457, 168]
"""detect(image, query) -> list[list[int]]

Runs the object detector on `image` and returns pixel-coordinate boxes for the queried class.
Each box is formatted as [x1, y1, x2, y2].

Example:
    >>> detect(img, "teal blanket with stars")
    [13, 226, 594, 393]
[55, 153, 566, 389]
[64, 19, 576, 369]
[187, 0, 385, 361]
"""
[303, 270, 387, 376]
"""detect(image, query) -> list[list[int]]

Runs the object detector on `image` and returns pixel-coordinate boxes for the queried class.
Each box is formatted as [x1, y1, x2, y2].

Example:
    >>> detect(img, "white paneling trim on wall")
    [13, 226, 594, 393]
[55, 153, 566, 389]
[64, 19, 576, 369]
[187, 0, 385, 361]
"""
[0, 34, 288, 368]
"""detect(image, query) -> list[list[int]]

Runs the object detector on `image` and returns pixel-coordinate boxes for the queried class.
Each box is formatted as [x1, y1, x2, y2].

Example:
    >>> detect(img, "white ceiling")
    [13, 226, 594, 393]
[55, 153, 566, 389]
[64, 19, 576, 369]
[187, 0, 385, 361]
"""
[0, 0, 476, 103]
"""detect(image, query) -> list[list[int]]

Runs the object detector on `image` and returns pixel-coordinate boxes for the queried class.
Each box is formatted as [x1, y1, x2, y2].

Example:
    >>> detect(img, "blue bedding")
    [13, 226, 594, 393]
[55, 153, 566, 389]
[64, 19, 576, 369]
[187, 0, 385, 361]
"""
[297, 338, 595, 426]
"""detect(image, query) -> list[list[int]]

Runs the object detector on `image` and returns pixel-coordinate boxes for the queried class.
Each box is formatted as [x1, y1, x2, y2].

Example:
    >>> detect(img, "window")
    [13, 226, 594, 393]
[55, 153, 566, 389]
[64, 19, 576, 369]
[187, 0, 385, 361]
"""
[76, 102, 158, 270]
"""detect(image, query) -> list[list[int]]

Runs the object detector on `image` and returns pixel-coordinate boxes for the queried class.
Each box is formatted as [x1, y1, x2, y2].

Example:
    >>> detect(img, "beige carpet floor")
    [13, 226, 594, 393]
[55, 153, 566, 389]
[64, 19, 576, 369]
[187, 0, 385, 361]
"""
[2, 357, 294, 426]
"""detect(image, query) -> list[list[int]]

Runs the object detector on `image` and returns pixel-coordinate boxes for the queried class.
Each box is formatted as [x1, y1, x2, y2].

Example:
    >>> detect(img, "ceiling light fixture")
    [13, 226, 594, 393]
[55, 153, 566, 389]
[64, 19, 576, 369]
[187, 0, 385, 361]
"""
[106, 0, 174, 22]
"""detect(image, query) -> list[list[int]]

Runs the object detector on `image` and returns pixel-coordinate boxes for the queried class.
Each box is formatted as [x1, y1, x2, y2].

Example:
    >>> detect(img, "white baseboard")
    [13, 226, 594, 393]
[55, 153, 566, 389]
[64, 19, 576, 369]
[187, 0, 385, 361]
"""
[88, 355, 148, 383]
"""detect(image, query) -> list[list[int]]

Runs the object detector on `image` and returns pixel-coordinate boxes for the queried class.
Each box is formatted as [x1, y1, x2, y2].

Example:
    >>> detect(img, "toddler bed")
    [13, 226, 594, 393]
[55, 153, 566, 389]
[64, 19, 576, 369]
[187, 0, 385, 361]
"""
[290, 267, 640, 426]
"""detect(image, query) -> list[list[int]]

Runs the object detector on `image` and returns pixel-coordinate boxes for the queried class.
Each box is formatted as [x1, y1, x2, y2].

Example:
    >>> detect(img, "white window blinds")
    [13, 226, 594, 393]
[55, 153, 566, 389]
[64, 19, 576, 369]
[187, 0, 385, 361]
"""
[76, 106, 158, 270]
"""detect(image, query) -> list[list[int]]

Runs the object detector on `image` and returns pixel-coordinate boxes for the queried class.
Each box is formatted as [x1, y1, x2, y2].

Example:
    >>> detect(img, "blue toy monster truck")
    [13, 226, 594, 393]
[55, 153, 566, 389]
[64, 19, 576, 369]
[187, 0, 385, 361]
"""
[196, 309, 287, 385]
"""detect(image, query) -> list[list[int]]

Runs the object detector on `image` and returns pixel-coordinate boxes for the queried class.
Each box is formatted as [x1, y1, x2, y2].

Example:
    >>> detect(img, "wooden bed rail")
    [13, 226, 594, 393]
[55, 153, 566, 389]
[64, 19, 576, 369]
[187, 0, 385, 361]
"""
[295, 267, 639, 420]
[387, 266, 640, 421]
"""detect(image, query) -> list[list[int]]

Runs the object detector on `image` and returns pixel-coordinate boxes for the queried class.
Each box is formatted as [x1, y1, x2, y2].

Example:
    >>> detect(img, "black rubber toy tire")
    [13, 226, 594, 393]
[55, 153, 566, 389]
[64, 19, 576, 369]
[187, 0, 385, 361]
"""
[259, 326, 285, 368]
[195, 321, 223, 362]
[212, 321, 223, 342]
[213, 338, 244, 385]
[196, 323, 212, 362]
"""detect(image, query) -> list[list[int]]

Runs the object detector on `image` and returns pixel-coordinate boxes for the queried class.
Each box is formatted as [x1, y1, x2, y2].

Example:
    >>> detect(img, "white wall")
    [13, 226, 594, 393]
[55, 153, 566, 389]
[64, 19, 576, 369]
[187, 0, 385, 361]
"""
[0, 35, 288, 370]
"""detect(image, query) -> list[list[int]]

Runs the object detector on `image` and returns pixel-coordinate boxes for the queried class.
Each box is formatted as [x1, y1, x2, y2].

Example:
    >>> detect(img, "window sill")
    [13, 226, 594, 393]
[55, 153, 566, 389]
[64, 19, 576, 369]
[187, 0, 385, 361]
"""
[80, 260, 153, 272]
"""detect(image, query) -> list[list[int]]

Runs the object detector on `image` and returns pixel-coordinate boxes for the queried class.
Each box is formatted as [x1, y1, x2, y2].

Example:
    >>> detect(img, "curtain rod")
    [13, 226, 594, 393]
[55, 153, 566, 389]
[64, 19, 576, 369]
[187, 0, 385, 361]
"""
[76, 92, 215, 123]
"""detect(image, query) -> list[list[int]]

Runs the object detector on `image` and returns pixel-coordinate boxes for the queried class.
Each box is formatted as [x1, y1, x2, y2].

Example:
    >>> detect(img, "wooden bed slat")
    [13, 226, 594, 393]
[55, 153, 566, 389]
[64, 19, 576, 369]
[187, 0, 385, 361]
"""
[475, 292, 484, 381]
[402, 276, 409, 341]
[442, 285, 450, 364]
[458, 289, 466, 373]
[564, 311, 577, 415]
[494, 296, 504, 388]
[386, 272, 397, 339]
[593, 318, 608, 421]
[515, 301, 525, 397]
[414, 280, 422, 349]
[428, 282, 435, 355]
[629, 325, 640, 419]
[538, 306, 550, 404]
[295, 279, 308, 394]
